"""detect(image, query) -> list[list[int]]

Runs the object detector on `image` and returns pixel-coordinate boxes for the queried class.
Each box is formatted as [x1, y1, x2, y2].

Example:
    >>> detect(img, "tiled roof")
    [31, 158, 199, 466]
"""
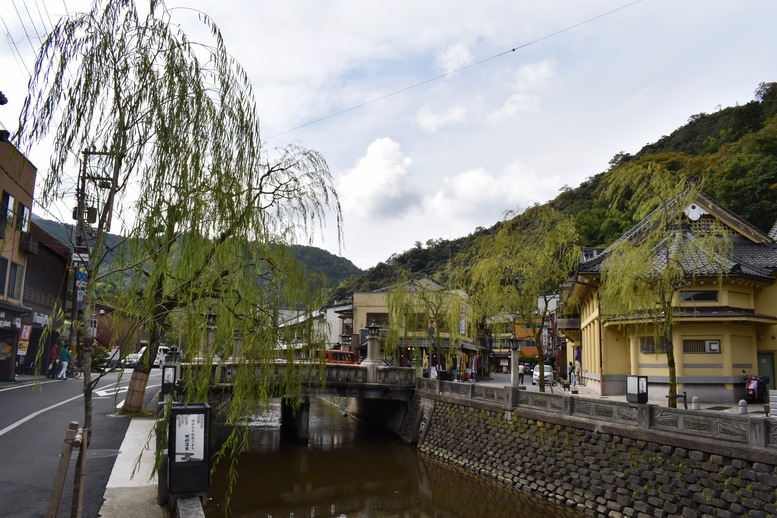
[576, 191, 777, 281]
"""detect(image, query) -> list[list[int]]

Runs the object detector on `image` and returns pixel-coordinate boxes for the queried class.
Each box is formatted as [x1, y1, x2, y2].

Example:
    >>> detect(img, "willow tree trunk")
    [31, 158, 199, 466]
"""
[665, 324, 677, 408]
[124, 369, 151, 412]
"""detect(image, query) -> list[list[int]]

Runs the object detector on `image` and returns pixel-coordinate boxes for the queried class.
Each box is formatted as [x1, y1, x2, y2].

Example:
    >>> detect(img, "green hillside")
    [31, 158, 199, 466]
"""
[32, 215, 362, 289]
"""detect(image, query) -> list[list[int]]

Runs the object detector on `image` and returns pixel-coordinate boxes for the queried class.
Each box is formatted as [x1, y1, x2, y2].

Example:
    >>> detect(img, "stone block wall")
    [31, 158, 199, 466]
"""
[419, 398, 777, 517]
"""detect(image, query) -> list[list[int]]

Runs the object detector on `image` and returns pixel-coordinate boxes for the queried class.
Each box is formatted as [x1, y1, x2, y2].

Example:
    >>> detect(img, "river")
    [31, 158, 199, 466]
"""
[203, 399, 583, 517]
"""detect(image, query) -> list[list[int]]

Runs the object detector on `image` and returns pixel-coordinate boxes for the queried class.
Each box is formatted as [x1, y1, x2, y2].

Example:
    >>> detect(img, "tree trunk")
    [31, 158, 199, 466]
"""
[665, 324, 677, 408]
[124, 369, 151, 412]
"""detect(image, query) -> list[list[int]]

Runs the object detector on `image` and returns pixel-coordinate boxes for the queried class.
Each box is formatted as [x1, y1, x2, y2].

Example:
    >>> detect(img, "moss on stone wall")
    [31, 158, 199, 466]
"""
[419, 399, 777, 517]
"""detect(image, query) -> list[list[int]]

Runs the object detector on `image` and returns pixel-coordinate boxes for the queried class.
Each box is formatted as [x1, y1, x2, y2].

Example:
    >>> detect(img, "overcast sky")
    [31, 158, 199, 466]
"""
[2, 0, 776, 269]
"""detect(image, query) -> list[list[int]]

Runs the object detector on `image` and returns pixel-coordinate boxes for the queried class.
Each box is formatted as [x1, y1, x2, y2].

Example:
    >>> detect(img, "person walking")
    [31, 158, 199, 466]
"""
[47, 345, 59, 379]
[518, 363, 525, 385]
[568, 361, 575, 387]
[57, 345, 71, 380]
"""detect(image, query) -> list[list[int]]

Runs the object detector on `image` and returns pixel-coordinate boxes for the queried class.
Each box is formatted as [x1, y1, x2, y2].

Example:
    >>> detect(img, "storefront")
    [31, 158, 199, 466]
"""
[0, 304, 30, 381]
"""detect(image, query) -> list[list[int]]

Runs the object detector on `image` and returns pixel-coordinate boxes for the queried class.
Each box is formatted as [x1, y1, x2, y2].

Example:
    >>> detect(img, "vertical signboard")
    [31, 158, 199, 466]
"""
[168, 403, 210, 495]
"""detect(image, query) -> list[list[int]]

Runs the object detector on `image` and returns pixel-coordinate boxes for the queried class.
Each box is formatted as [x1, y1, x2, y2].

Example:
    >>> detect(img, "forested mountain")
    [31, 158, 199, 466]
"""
[32, 215, 362, 289]
[329, 82, 777, 300]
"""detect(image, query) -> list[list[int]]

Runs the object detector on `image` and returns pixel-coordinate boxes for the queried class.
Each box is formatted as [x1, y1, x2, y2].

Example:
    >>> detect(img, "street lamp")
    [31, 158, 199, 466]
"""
[508, 334, 521, 387]
[363, 320, 380, 383]
[368, 320, 380, 337]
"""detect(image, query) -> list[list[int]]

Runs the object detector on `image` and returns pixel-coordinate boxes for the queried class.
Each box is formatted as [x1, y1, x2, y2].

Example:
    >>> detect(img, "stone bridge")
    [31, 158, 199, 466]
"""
[178, 361, 417, 439]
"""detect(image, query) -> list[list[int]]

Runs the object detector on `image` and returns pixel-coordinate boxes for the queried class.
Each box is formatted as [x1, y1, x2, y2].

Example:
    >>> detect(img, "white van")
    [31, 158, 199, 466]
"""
[128, 345, 170, 368]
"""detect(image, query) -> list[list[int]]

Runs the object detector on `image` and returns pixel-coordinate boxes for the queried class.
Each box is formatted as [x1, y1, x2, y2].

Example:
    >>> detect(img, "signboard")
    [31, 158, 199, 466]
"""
[72, 253, 90, 266]
[174, 413, 206, 462]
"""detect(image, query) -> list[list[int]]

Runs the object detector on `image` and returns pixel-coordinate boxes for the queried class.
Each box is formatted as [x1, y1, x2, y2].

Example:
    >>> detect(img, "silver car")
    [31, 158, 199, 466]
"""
[532, 364, 554, 385]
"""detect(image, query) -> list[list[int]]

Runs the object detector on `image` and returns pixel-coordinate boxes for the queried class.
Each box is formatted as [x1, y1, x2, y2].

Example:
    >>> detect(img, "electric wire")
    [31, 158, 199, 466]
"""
[265, 0, 642, 140]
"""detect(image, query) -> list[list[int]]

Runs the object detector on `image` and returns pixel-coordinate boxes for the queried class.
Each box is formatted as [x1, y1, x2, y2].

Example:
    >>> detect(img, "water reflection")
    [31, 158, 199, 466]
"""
[205, 400, 582, 517]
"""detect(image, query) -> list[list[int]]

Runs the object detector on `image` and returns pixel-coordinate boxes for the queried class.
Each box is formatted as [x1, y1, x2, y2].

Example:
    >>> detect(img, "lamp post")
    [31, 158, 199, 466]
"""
[508, 334, 520, 387]
[198, 308, 217, 362]
[362, 320, 380, 383]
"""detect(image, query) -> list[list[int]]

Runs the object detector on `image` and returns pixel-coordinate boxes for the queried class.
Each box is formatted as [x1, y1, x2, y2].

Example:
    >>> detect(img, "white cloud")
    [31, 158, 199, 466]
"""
[337, 138, 421, 220]
[416, 104, 467, 133]
[489, 60, 557, 123]
[435, 43, 474, 75]
[424, 160, 555, 228]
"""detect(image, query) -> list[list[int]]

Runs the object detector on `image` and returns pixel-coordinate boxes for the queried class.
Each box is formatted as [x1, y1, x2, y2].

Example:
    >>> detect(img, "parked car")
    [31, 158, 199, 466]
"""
[123, 352, 140, 368]
[532, 364, 554, 385]
[123, 345, 170, 368]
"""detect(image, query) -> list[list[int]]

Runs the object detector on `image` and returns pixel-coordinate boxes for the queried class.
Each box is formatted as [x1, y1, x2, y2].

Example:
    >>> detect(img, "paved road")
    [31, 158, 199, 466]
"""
[0, 370, 162, 518]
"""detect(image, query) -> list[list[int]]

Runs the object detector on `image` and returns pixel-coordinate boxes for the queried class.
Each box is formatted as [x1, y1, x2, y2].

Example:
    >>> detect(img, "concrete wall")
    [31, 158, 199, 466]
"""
[416, 380, 777, 517]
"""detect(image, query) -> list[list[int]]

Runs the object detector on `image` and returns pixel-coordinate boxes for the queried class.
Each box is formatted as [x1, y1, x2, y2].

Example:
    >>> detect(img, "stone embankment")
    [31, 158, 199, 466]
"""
[416, 381, 777, 517]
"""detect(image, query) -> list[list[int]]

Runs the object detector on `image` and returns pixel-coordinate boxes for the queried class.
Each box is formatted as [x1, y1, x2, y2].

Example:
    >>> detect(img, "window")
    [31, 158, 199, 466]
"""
[0, 257, 6, 296]
[639, 336, 669, 354]
[366, 313, 388, 328]
[680, 291, 718, 303]
[0, 191, 13, 238]
[8, 263, 23, 299]
[406, 312, 427, 331]
[15, 202, 29, 232]
[683, 339, 720, 354]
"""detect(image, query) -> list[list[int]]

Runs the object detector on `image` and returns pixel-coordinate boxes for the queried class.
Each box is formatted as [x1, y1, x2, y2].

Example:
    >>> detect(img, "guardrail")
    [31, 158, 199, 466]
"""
[181, 361, 416, 388]
[416, 379, 776, 449]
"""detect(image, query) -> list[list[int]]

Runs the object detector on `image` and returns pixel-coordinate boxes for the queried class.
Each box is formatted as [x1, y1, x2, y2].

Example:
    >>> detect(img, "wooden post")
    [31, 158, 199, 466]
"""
[72, 428, 88, 518]
[46, 422, 79, 518]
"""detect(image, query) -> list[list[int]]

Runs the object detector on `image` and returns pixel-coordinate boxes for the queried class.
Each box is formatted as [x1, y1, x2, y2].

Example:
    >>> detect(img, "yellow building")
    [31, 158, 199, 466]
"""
[350, 278, 479, 378]
[561, 191, 777, 402]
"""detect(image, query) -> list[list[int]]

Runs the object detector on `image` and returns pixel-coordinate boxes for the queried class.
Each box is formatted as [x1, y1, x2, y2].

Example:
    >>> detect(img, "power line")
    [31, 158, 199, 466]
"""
[265, 0, 642, 141]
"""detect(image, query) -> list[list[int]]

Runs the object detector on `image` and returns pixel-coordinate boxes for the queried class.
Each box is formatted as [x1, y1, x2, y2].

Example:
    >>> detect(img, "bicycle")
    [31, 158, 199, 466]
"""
[66, 365, 82, 379]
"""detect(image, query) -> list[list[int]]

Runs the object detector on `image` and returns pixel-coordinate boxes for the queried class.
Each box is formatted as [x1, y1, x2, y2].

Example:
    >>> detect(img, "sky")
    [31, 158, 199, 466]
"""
[2, 0, 776, 270]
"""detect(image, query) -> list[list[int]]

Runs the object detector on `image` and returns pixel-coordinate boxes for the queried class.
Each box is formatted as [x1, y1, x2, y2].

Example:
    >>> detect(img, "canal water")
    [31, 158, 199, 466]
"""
[204, 399, 583, 517]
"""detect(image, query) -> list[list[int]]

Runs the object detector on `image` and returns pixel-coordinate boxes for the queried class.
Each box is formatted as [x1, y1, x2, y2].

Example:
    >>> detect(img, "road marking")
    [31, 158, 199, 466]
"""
[0, 379, 60, 393]
[0, 393, 83, 437]
[0, 380, 162, 436]
[95, 386, 130, 398]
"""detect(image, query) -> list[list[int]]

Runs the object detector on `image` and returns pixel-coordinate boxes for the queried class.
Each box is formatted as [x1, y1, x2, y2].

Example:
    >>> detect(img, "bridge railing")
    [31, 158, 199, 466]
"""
[183, 361, 415, 388]
[416, 379, 776, 449]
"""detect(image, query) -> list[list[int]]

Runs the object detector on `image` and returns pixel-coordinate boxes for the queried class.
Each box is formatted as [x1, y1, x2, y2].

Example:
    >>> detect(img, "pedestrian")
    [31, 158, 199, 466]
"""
[568, 361, 575, 386]
[47, 345, 59, 379]
[575, 359, 581, 384]
[58, 345, 71, 380]
[518, 362, 525, 385]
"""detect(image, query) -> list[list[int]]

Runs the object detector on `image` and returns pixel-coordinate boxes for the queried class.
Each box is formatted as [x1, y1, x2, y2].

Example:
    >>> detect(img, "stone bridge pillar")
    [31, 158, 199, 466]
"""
[281, 396, 310, 441]
[361, 324, 380, 383]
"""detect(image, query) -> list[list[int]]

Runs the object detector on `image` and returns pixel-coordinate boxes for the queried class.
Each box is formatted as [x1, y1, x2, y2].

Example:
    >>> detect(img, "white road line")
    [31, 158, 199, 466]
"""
[0, 381, 162, 437]
[0, 379, 60, 392]
[0, 393, 83, 437]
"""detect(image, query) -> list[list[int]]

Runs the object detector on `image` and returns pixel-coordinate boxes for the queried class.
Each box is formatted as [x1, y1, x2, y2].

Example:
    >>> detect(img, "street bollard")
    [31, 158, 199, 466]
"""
[692, 396, 700, 410]
[739, 399, 748, 414]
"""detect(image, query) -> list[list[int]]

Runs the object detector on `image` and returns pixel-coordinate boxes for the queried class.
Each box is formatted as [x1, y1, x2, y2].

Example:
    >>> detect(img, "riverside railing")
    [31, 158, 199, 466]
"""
[416, 378, 776, 449]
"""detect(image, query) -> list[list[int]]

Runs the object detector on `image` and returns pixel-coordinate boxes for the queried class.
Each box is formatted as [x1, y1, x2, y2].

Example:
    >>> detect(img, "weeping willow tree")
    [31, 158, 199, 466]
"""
[16, 0, 341, 449]
[385, 275, 468, 374]
[598, 165, 731, 407]
[468, 205, 581, 392]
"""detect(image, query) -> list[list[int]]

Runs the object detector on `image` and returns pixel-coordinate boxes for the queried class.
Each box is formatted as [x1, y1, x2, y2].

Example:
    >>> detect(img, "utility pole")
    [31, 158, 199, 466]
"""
[69, 149, 117, 354]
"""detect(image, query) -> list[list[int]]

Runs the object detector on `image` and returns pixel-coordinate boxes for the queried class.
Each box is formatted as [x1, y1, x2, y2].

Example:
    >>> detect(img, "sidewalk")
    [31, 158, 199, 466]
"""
[98, 396, 166, 518]
[481, 372, 767, 414]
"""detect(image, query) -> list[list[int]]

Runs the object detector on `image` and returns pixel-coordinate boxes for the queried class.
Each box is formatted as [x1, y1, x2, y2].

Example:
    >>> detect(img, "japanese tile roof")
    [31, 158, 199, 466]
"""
[576, 190, 777, 282]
